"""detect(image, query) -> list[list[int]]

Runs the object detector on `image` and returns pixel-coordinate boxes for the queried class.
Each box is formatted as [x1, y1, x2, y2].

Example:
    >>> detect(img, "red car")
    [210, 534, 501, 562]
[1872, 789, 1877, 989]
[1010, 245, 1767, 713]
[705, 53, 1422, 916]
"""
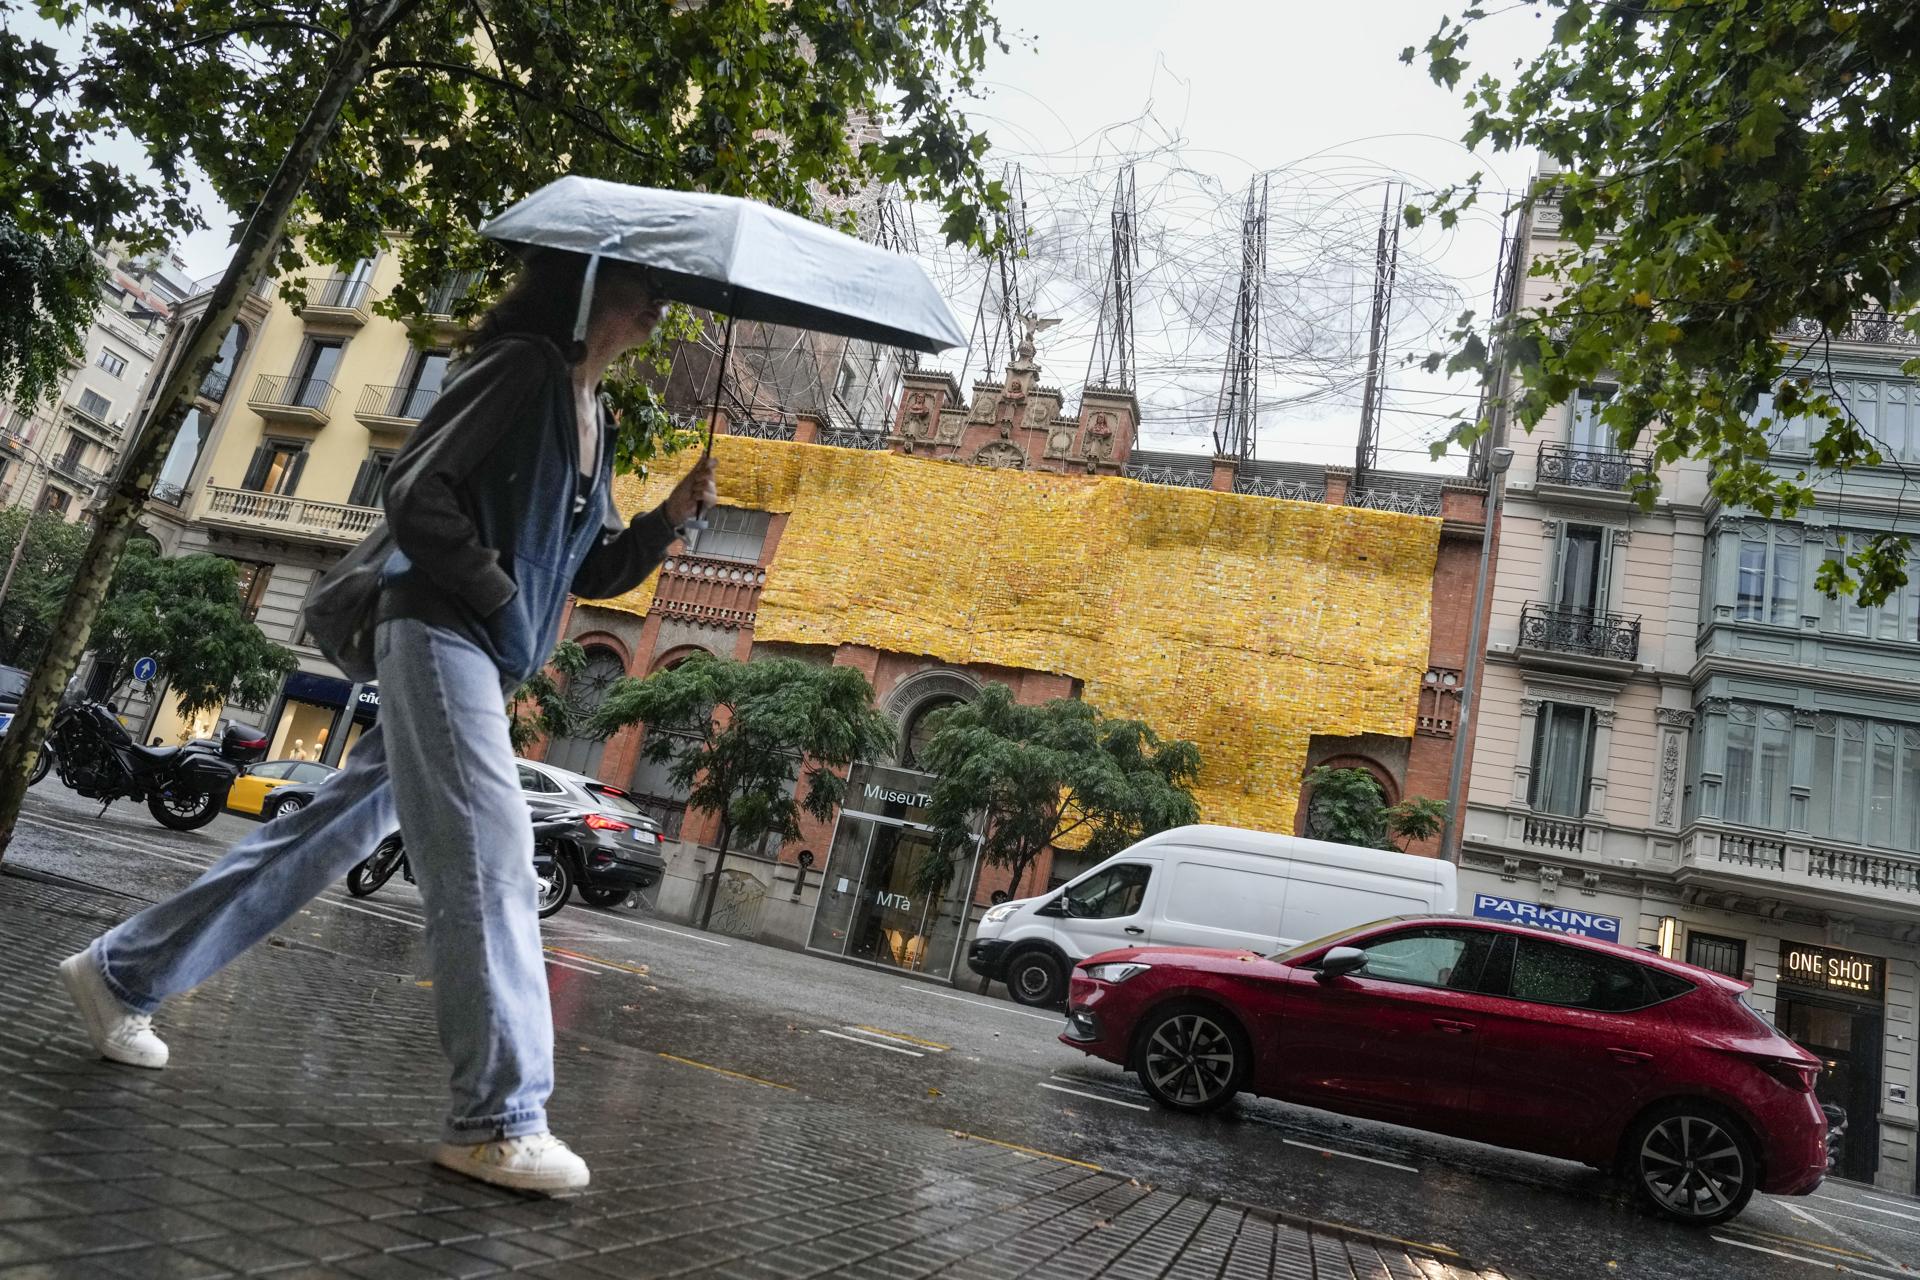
[1061, 915, 1827, 1226]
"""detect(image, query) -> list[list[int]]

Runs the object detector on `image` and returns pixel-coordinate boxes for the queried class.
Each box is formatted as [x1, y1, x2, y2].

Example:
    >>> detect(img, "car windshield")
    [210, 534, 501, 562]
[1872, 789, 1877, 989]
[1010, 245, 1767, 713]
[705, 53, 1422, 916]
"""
[1268, 915, 1418, 963]
[586, 785, 649, 820]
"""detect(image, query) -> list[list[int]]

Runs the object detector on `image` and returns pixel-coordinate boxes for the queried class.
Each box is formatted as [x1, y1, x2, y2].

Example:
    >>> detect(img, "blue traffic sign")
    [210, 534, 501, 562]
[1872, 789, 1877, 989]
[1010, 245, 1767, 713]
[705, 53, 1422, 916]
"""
[132, 656, 158, 683]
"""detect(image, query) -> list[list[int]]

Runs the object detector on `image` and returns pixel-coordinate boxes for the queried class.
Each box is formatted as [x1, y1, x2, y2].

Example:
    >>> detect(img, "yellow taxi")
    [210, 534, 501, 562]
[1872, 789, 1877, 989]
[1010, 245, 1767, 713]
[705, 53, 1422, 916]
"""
[227, 759, 338, 818]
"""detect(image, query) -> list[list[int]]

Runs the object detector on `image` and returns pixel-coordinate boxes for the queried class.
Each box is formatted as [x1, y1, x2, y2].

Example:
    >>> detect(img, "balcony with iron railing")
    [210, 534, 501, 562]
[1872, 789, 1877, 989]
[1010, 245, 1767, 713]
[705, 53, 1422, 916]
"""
[197, 485, 381, 547]
[62, 399, 125, 444]
[1679, 821, 1920, 906]
[47, 453, 105, 491]
[648, 554, 766, 629]
[1536, 444, 1653, 493]
[1517, 601, 1641, 666]
[354, 383, 439, 431]
[1777, 310, 1920, 348]
[303, 275, 373, 326]
[248, 373, 336, 427]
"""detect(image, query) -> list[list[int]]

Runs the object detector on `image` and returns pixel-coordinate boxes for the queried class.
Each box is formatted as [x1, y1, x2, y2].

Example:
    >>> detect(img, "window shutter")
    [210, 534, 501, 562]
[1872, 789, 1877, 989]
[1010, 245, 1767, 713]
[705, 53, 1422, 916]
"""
[282, 449, 308, 496]
[347, 457, 375, 508]
[241, 445, 270, 491]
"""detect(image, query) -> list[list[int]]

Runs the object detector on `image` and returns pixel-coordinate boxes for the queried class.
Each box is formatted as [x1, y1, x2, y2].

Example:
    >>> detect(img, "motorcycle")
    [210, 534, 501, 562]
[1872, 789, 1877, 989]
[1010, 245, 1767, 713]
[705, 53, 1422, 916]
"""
[345, 807, 590, 918]
[28, 699, 268, 831]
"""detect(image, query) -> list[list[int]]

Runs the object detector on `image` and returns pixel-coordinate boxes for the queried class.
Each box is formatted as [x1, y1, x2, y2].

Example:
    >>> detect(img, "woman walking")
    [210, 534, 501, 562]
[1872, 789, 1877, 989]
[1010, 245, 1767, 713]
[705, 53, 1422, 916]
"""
[57, 248, 716, 1193]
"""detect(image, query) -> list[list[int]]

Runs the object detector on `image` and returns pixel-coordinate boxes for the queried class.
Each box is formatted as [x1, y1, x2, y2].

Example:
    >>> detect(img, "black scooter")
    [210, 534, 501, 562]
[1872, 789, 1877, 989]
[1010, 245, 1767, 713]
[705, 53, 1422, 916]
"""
[28, 699, 268, 830]
[345, 807, 591, 918]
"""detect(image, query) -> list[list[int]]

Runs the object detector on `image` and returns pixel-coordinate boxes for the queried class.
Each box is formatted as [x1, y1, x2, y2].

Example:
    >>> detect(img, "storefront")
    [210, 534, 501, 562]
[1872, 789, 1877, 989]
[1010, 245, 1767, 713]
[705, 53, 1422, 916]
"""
[268, 672, 378, 765]
[1775, 940, 1887, 1184]
[806, 763, 982, 982]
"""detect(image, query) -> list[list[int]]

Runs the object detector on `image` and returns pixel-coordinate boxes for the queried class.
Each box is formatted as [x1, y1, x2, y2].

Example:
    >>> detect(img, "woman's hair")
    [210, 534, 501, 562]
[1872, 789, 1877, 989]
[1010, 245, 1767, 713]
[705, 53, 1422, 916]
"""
[467, 249, 651, 362]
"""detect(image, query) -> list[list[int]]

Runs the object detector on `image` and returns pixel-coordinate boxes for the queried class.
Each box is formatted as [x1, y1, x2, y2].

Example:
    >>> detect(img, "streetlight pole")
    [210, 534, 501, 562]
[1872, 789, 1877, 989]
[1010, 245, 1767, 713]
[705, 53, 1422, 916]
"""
[1441, 445, 1513, 863]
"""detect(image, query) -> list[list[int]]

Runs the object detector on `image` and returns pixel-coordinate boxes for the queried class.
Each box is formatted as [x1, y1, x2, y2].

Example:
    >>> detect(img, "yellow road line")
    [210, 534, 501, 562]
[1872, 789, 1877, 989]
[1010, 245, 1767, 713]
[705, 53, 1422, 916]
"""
[657, 1053, 795, 1091]
[1723, 1227, 1875, 1261]
[949, 1131, 1101, 1172]
[853, 1025, 952, 1051]
[544, 946, 654, 977]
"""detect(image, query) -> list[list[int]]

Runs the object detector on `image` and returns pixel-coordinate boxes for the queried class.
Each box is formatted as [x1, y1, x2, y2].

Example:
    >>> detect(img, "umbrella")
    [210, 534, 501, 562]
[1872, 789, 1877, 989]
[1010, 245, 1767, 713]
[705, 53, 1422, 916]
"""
[480, 176, 966, 547]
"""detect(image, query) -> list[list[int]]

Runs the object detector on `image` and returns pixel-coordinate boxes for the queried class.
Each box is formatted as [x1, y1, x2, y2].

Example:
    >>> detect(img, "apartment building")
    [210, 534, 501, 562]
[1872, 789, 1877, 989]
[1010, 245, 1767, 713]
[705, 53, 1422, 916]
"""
[0, 247, 193, 520]
[136, 254, 464, 759]
[1466, 180, 1920, 1192]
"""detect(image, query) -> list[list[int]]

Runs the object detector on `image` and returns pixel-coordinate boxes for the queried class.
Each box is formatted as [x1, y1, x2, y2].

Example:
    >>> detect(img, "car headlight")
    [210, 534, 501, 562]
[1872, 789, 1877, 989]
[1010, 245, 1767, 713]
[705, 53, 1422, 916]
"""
[1081, 961, 1151, 984]
[982, 903, 1018, 925]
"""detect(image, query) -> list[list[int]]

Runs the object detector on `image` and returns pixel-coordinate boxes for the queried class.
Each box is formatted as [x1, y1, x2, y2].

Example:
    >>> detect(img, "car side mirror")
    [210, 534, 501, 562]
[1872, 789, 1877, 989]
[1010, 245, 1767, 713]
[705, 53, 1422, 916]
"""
[1036, 896, 1067, 919]
[1316, 947, 1367, 982]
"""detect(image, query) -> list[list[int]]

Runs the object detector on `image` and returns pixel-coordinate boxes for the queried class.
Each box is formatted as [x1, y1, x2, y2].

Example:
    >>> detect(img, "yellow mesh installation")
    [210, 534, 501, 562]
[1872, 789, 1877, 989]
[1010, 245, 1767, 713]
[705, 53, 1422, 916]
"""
[590, 436, 1441, 833]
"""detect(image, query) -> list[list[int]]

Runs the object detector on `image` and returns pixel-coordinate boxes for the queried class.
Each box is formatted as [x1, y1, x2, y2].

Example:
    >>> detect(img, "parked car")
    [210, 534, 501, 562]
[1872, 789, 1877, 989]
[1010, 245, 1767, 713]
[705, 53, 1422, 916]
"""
[1061, 915, 1828, 1226]
[0, 663, 31, 736]
[969, 825, 1458, 1006]
[515, 760, 667, 907]
[227, 759, 338, 817]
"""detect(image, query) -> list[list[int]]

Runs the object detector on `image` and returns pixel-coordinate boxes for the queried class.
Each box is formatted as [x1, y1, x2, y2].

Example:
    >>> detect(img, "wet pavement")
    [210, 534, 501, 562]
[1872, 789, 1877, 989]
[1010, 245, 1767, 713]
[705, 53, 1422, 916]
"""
[3, 783, 1918, 1279]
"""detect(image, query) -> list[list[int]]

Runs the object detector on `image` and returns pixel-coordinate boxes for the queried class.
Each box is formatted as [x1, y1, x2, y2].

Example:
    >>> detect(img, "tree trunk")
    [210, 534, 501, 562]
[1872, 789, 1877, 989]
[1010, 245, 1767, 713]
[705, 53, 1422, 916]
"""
[699, 815, 734, 932]
[0, 1, 421, 861]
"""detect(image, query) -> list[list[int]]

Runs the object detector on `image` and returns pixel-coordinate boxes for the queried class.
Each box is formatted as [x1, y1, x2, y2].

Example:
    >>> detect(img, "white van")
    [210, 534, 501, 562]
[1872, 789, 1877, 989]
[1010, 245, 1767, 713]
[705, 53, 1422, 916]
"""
[965, 824, 1457, 1006]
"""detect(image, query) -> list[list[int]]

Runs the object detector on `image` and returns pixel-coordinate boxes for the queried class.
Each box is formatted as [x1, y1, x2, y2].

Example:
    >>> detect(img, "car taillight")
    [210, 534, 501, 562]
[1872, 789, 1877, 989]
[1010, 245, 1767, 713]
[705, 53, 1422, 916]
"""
[584, 813, 630, 833]
[1753, 1056, 1820, 1093]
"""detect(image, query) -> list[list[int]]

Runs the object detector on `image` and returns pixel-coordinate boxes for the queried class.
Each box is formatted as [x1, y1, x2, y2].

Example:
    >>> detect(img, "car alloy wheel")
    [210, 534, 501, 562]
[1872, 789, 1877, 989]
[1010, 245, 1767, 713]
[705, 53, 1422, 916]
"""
[1142, 1011, 1239, 1109]
[1635, 1112, 1751, 1223]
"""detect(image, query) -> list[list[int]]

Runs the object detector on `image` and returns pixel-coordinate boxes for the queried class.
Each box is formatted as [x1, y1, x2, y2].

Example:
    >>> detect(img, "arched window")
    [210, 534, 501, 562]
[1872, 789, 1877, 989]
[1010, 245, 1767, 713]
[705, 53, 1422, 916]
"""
[543, 646, 627, 776]
[903, 696, 963, 769]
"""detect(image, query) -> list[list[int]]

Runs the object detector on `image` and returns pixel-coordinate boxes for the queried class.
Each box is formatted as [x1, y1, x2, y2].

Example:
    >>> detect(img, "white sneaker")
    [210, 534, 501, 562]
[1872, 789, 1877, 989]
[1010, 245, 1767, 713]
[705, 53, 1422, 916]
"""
[58, 951, 168, 1069]
[432, 1132, 591, 1193]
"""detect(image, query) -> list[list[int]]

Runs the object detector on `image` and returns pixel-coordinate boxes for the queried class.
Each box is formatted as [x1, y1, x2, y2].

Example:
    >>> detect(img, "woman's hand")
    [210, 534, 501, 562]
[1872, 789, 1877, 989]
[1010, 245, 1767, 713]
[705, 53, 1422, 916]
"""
[663, 455, 718, 528]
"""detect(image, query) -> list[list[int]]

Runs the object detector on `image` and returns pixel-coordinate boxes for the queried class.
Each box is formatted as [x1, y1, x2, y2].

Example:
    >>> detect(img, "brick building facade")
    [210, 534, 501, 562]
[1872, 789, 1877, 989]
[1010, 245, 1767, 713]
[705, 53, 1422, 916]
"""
[531, 334, 1487, 980]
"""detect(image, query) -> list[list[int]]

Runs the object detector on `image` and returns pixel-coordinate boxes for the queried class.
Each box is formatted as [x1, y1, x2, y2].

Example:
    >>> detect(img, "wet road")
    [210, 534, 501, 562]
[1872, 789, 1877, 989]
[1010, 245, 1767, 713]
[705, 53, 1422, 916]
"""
[9, 784, 1918, 1280]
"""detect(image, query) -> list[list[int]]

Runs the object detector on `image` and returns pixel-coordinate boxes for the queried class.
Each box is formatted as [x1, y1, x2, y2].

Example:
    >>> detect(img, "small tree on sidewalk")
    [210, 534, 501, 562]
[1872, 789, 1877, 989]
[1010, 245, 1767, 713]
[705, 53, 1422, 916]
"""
[1302, 766, 1448, 853]
[592, 654, 895, 930]
[915, 684, 1201, 901]
[506, 641, 589, 755]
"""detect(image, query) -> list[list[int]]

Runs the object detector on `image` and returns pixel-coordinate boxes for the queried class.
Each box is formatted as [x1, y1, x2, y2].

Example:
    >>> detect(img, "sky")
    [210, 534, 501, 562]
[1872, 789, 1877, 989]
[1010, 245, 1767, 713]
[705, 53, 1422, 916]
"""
[51, 0, 1551, 474]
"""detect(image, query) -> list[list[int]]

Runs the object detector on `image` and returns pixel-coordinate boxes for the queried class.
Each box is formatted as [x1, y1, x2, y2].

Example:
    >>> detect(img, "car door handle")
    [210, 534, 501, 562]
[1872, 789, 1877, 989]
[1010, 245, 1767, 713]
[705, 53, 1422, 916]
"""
[1432, 1018, 1475, 1034]
[1123, 925, 1145, 935]
[1608, 1047, 1653, 1065]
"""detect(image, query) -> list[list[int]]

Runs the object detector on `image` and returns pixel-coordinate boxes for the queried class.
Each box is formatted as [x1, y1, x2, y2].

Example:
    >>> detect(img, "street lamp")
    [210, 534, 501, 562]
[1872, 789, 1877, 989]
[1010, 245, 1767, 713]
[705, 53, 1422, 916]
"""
[1441, 444, 1514, 863]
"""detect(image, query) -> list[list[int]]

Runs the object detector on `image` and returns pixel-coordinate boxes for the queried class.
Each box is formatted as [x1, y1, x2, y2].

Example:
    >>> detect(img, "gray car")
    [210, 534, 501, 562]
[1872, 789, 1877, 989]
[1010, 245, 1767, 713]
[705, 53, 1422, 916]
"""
[514, 760, 667, 908]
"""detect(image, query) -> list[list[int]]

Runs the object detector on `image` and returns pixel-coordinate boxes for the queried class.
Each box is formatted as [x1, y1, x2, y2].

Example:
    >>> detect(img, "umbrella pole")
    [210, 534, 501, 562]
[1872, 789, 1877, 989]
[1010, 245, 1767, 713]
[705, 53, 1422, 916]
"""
[683, 314, 734, 553]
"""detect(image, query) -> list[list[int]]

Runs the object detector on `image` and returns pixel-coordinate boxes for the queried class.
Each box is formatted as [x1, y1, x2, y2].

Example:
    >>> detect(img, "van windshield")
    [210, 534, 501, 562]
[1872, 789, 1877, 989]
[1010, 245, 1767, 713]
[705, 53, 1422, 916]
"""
[1268, 915, 1420, 964]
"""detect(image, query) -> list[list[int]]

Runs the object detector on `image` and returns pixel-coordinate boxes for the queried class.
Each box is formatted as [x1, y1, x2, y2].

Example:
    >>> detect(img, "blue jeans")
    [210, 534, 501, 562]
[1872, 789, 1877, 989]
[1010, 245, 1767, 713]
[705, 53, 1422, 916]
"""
[91, 618, 553, 1143]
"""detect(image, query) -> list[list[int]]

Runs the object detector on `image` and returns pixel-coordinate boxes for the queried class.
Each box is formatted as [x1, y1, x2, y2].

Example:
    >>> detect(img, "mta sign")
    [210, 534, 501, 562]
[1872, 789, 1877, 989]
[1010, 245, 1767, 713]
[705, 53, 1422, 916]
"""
[1471, 893, 1622, 943]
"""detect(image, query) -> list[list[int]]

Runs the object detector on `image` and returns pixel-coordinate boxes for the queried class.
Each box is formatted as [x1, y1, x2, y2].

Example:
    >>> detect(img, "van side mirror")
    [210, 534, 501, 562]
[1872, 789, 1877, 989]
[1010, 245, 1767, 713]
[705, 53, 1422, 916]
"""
[1316, 947, 1367, 981]
[1035, 895, 1067, 919]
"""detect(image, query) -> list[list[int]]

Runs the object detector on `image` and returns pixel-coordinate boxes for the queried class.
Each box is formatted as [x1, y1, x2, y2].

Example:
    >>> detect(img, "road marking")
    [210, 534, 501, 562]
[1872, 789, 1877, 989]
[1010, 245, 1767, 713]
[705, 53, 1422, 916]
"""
[853, 1025, 951, 1051]
[1727, 1226, 1874, 1260]
[1714, 1234, 1910, 1277]
[1811, 1193, 1920, 1223]
[1712, 1236, 1844, 1270]
[544, 946, 650, 977]
[1860, 1190, 1920, 1210]
[1281, 1137, 1419, 1174]
[621, 917, 731, 947]
[1789, 1204, 1920, 1239]
[948, 1131, 1101, 1171]
[543, 957, 600, 976]
[818, 1028, 924, 1057]
[656, 1052, 794, 1091]
[897, 984, 1059, 1021]
[1037, 1081, 1150, 1112]
[1776, 1201, 1836, 1234]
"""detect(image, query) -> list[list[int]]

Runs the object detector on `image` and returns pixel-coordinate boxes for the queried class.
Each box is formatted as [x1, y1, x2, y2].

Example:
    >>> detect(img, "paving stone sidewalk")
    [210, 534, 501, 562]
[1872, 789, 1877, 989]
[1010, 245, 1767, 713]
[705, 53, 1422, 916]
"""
[0, 872, 1509, 1279]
